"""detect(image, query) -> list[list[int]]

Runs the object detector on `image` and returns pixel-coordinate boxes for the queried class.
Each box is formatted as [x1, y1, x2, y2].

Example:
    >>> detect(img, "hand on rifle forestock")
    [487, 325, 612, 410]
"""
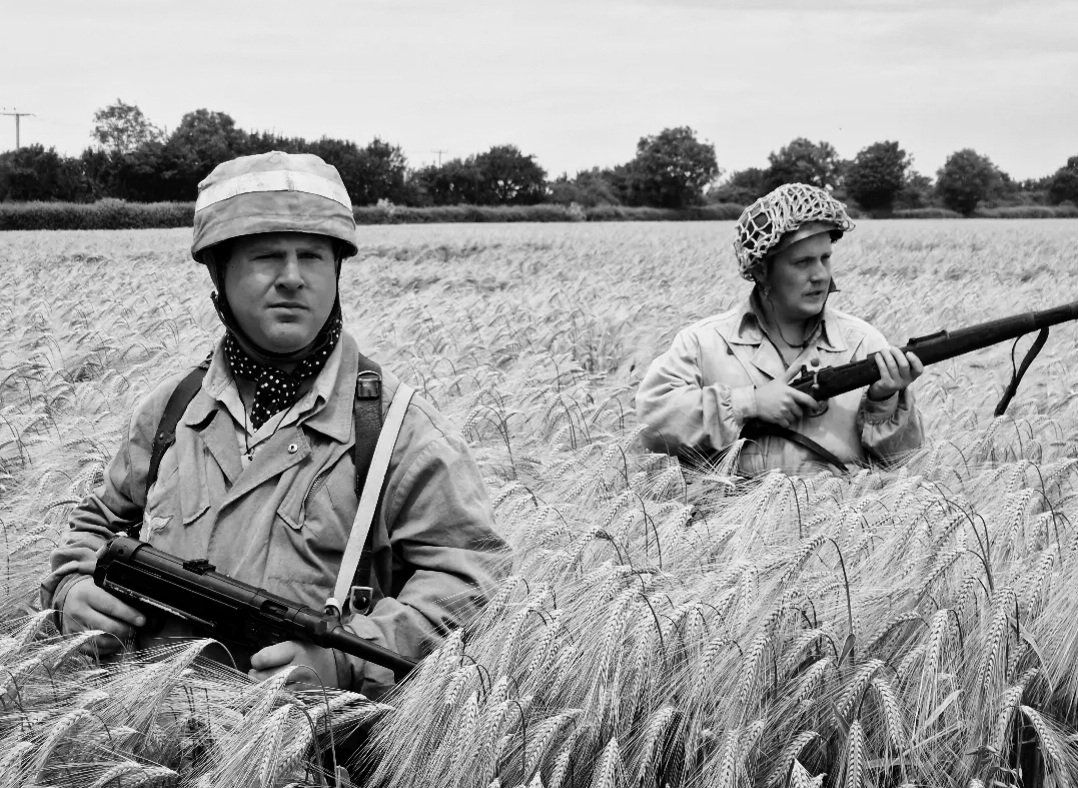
[867, 347, 924, 401]
[753, 366, 820, 429]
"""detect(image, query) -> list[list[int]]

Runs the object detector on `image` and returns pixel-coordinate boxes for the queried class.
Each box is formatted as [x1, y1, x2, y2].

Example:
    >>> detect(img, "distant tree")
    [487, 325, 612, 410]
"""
[244, 130, 308, 155]
[411, 158, 483, 205]
[92, 99, 164, 156]
[108, 142, 171, 202]
[160, 109, 249, 199]
[763, 138, 842, 191]
[1047, 156, 1078, 205]
[305, 137, 409, 205]
[706, 167, 766, 205]
[355, 137, 411, 204]
[411, 145, 546, 206]
[936, 149, 1001, 215]
[549, 168, 622, 207]
[894, 170, 934, 211]
[624, 126, 719, 208]
[0, 144, 84, 201]
[844, 141, 911, 213]
[470, 145, 547, 205]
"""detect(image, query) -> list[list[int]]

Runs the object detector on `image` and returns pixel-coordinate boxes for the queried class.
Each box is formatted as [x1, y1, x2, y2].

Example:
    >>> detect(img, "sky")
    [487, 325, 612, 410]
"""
[2, 0, 1076, 183]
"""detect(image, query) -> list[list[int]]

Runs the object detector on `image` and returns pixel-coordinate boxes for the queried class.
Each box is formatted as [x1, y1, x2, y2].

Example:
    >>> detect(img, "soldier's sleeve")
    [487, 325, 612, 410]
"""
[635, 328, 755, 457]
[41, 381, 171, 614]
[855, 328, 925, 465]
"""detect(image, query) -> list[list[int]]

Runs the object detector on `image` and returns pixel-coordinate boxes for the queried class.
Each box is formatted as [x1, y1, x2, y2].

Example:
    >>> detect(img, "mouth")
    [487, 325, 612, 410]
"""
[269, 302, 308, 310]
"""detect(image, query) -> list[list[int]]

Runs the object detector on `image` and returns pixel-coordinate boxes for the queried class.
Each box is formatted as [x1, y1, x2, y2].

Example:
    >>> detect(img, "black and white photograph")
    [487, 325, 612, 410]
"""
[2, 1, 1078, 785]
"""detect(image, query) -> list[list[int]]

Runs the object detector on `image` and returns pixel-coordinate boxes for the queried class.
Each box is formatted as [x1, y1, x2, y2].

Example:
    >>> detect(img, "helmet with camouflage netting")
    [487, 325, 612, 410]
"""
[733, 183, 854, 281]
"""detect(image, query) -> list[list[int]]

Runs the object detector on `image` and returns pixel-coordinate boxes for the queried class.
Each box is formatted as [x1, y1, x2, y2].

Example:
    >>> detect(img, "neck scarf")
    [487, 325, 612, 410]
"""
[223, 309, 342, 429]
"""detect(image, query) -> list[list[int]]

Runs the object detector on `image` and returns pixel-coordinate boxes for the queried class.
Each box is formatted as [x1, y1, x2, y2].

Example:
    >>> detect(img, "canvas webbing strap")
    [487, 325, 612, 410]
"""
[147, 356, 212, 491]
[740, 419, 848, 474]
[327, 381, 415, 618]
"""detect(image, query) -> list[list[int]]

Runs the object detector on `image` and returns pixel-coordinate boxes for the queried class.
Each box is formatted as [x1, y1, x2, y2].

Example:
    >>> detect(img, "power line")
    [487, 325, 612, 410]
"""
[0, 109, 34, 149]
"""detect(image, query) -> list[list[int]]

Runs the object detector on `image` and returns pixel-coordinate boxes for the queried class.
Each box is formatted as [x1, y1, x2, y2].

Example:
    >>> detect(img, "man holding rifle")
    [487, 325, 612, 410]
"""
[42, 151, 509, 699]
[636, 183, 925, 475]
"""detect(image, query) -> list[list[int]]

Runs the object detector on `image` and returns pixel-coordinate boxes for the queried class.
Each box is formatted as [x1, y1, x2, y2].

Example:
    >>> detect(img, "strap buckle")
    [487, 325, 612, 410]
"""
[347, 585, 373, 616]
[356, 371, 381, 400]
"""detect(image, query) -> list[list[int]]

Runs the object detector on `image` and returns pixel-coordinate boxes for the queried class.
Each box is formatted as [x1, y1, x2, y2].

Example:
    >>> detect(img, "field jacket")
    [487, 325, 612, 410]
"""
[43, 331, 509, 698]
[636, 296, 924, 476]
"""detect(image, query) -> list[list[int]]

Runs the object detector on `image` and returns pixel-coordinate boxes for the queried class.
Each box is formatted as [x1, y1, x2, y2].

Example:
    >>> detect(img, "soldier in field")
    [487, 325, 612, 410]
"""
[636, 183, 924, 475]
[43, 151, 509, 701]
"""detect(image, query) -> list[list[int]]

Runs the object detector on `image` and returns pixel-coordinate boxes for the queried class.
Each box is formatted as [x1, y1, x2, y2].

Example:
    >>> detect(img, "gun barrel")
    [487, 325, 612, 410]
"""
[94, 537, 417, 677]
[792, 300, 1078, 400]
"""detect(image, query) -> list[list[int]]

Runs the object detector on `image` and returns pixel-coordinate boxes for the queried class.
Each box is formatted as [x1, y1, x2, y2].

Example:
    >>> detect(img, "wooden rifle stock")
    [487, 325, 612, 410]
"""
[788, 300, 1078, 404]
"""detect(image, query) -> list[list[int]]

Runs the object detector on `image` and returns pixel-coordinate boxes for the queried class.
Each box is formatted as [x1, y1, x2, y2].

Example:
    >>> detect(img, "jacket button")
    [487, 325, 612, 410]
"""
[288, 443, 298, 454]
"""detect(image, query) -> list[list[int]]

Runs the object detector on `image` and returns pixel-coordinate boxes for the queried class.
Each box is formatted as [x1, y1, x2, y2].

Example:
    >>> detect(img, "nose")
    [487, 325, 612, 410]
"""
[276, 253, 304, 289]
[809, 259, 827, 282]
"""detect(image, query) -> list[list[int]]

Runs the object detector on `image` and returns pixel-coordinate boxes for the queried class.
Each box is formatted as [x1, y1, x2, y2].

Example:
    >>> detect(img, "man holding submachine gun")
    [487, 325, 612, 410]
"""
[636, 183, 1078, 476]
[41, 151, 509, 702]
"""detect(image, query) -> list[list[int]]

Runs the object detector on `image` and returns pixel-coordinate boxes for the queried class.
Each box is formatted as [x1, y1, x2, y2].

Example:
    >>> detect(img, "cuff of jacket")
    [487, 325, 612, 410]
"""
[861, 391, 900, 424]
[730, 385, 757, 423]
[48, 573, 91, 631]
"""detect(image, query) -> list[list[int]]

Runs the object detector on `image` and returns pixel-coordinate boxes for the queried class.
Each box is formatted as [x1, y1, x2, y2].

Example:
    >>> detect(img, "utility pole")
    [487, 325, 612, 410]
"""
[0, 109, 34, 149]
[431, 148, 448, 166]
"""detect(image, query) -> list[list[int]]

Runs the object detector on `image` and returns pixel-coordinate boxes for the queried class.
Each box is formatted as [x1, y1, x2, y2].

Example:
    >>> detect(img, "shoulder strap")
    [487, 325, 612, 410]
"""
[147, 357, 211, 491]
[352, 352, 383, 496]
[328, 377, 416, 618]
[740, 419, 848, 474]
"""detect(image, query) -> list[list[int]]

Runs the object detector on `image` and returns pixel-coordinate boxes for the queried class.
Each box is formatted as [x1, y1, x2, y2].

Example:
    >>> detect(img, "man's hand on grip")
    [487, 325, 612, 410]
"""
[753, 366, 820, 429]
[61, 576, 145, 654]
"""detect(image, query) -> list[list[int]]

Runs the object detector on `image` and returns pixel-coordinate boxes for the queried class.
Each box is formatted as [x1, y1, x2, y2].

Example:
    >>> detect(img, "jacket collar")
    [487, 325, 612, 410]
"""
[726, 292, 847, 353]
[183, 330, 360, 444]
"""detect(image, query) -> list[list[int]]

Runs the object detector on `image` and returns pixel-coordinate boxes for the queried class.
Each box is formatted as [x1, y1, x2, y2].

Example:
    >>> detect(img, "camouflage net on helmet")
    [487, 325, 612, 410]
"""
[733, 183, 854, 280]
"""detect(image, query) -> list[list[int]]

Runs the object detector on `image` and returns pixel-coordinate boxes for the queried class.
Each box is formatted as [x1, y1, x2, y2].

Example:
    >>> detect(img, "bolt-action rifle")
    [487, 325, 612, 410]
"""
[788, 300, 1078, 416]
[93, 536, 417, 680]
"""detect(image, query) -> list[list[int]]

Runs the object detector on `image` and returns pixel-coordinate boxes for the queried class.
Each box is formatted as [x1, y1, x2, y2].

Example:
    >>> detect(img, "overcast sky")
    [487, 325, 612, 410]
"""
[2, 0, 1075, 182]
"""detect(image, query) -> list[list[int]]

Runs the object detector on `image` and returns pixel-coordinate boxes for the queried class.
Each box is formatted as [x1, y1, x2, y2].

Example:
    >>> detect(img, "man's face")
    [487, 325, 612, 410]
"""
[222, 232, 338, 354]
[764, 232, 833, 323]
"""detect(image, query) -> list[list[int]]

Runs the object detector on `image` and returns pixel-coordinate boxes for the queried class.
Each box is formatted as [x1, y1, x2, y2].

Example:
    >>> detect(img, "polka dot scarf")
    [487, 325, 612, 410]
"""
[223, 311, 342, 429]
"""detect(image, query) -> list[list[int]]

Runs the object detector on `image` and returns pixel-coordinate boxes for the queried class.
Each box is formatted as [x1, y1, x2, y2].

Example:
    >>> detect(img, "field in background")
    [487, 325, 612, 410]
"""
[3, 219, 1078, 786]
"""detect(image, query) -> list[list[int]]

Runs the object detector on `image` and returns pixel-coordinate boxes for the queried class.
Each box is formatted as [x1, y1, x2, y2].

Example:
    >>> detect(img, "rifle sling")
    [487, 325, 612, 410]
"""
[993, 327, 1049, 417]
[740, 419, 848, 474]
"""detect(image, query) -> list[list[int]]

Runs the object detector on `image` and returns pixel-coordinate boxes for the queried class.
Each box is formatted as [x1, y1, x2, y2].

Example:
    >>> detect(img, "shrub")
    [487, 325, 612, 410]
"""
[973, 204, 1078, 219]
[0, 199, 194, 230]
[891, 207, 963, 219]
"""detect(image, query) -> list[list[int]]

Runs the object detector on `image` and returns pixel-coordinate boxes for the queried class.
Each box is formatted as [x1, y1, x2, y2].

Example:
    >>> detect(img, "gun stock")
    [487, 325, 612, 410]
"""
[788, 300, 1078, 403]
[93, 537, 417, 680]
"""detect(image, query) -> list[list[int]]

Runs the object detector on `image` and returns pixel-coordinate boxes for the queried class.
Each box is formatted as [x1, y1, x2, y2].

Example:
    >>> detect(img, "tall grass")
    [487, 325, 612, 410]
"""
[2, 220, 1078, 785]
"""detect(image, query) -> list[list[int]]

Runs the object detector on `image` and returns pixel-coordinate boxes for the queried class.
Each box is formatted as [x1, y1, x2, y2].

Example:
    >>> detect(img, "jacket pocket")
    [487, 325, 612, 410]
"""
[142, 445, 210, 538]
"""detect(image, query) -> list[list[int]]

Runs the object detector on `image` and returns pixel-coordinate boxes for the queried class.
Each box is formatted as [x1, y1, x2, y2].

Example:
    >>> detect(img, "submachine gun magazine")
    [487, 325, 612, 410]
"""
[787, 300, 1078, 414]
[93, 536, 417, 680]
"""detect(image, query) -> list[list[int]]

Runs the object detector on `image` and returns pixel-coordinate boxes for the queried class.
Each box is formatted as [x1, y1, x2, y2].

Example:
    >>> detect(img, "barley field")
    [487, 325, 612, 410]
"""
[2, 219, 1078, 787]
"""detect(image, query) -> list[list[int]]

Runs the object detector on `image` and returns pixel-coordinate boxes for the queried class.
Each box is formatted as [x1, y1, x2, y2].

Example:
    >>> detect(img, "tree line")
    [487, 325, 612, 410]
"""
[1, 100, 1076, 216]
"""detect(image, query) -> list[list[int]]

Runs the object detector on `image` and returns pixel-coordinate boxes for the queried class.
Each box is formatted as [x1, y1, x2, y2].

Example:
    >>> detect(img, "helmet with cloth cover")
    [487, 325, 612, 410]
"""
[733, 183, 854, 281]
[190, 150, 358, 263]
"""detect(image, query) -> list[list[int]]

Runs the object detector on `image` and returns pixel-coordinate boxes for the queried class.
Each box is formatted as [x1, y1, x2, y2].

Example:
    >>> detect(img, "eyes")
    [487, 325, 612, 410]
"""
[250, 249, 333, 263]
[792, 254, 830, 268]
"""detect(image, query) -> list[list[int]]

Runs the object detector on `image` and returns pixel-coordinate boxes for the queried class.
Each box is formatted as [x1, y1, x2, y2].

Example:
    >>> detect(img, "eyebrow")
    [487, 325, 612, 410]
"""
[247, 243, 331, 256]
